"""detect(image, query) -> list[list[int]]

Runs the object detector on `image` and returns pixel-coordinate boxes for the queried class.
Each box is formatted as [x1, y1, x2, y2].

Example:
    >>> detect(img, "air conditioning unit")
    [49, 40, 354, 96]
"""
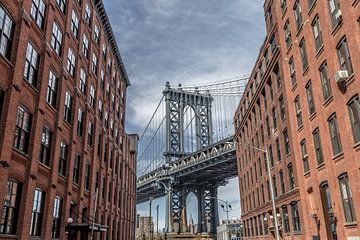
[334, 70, 349, 83]
[335, 10, 342, 22]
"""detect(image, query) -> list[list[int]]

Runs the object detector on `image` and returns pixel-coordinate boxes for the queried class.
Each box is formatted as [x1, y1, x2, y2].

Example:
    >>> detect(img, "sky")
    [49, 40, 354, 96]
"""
[103, 0, 266, 230]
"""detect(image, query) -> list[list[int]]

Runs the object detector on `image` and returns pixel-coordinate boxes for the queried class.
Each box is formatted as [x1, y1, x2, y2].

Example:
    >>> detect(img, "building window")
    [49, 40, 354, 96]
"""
[282, 205, 290, 233]
[77, 108, 84, 137]
[85, 163, 91, 190]
[273, 175, 277, 197]
[105, 111, 109, 129]
[272, 108, 277, 130]
[313, 128, 324, 165]
[88, 121, 93, 147]
[338, 173, 356, 223]
[102, 44, 107, 60]
[319, 62, 332, 101]
[300, 139, 310, 173]
[337, 37, 353, 75]
[89, 85, 95, 108]
[0, 89, 4, 120]
[308, 0, 315, 9]
[70, 10, 79, 38]
[280, 170, 285, 194]
[293, 0, 303, 31]
[266, 117, 270, 137]
[58, 142, 68, 176]
[24, 42, 40, 87]
[299, 38, 308, 71]
[84, 3, 91, 25]
[288, 164, 295, 190]
[98, 100, 103, 120]
[306, 81, 316, 115]
[13, 106, 32, 153]
[40, 126, 52, 166]
[73, 154, 80, 184]
[79, 68, 87, 94]
[279, 96, 285, 120]
[94, 25, 100, 44]
[0, 6, 15, 60]
[294, 96, 302, 127]
[50, 22, 62, 56]
[46, 70, 58, 108]
[30, 188, 45, 236]
[258, 215, 263, 235]
[31, 0, 46, 29]
[273, 64, 281, 89]
[320, 182, 338, 239]
[264, 213, 269, 234]
[92, 53, 98, 75]
[291, 202, 301, 231]
[281, 0, 287, 14]
[64, 91, 72, 124]
[348, 96, 360, 143]
[56, 0, 66, 13]
[0, 179, 22, 235]
[283, 129, 290, 155]
[328, 0, 341, 28]
[51, 197, 62, 238]
[82, 33, 89, 58]
[312, 16, 323, 52]
[284, 20, 292, 49]
[275, 139, 280, 163]
[66, 48, 76, 77]
[288, 57, 296, 86]
[328, 114, 342, 155]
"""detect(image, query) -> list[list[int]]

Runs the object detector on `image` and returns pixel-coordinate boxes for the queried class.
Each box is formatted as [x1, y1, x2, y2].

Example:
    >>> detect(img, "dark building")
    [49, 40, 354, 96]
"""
[0, 0, 137, 239]
[234, 0, 360, 239]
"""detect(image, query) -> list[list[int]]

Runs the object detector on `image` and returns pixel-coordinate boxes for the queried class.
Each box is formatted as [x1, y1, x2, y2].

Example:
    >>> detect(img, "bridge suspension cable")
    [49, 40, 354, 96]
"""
[137, 75, 249, 177]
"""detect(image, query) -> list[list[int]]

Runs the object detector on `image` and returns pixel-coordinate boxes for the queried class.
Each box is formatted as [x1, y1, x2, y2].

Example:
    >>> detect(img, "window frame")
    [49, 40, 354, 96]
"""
[0, 6, 15, 60]
[31, 0, 46, 29]
[39, 126, 52, 166]
[24, 42, 40, 87]
[0, 178, 22, 235]
[13, 105, 32, 153]
[348, 96, 360, 143]
[30, 188, 45, 236]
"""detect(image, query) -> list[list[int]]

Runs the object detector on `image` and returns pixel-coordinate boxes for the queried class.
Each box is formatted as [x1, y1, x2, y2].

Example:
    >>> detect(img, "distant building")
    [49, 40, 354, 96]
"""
[234, 0, 360, 239]
[217, 219, 242, 240]
[136, 216, 153, 240]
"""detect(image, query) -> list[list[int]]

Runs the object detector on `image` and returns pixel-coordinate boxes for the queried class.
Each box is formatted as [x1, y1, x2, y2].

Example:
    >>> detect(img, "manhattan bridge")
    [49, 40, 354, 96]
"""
[136, 76, 249, 236]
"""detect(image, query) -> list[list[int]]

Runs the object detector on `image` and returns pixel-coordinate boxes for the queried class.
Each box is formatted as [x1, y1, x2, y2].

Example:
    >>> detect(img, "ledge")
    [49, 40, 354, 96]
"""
[315, 45, 324, 59]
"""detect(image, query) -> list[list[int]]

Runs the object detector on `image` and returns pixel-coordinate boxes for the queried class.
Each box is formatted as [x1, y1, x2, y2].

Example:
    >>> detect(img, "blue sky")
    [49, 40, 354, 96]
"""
[103, 0, 266, 229]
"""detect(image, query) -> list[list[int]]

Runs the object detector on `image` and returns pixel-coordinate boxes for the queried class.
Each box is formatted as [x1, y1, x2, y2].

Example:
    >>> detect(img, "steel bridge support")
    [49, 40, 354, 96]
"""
[163, 82, 213, 164]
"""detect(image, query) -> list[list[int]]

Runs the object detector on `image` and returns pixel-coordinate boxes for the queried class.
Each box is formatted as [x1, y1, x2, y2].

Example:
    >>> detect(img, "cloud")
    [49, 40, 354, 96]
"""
[103, 0, 266, 229]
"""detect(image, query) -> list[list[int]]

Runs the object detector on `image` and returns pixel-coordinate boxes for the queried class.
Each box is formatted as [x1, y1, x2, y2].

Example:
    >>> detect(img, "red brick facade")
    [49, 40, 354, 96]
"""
[0, 0, 137, 240]
[234, 0, 360, 239]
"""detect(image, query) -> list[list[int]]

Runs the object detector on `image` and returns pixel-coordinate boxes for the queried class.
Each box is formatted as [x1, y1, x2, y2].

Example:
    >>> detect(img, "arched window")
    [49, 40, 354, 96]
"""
[0, 178, 22, 235]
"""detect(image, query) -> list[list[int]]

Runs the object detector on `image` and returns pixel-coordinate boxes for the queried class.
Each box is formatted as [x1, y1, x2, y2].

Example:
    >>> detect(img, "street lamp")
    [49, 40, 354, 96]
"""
[153, 178, 174, 234]
[209, 197, 232, 222]
[234, 141, 281, 240]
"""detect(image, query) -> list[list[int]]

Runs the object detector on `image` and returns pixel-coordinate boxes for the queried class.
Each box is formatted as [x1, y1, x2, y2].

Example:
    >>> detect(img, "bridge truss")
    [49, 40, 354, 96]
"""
[136, 76, 249, 235]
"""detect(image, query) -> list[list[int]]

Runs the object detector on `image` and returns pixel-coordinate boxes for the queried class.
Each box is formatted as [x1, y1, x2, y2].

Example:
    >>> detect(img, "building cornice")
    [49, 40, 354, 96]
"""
[94, 0, 130, 87]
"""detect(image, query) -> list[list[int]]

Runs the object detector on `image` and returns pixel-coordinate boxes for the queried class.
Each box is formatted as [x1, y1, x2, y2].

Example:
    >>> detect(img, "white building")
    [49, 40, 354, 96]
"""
[217, 219, 242, 240]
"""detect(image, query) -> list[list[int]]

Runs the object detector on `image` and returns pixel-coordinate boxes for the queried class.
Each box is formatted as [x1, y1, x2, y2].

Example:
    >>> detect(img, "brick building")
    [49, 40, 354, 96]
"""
[0, 0, 137, 240]
[234, 0, 360, 239]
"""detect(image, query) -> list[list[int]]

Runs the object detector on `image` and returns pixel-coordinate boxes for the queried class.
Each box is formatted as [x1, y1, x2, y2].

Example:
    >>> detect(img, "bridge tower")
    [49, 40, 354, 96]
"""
[161, 83, 221, 235]
[163, 82, 213, 163]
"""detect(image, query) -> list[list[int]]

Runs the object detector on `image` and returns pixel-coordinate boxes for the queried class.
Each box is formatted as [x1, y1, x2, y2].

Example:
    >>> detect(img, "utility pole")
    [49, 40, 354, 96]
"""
[156, 205, 159, 238]
[90, 188, 98, 240]
[149, 197, 153, 240]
